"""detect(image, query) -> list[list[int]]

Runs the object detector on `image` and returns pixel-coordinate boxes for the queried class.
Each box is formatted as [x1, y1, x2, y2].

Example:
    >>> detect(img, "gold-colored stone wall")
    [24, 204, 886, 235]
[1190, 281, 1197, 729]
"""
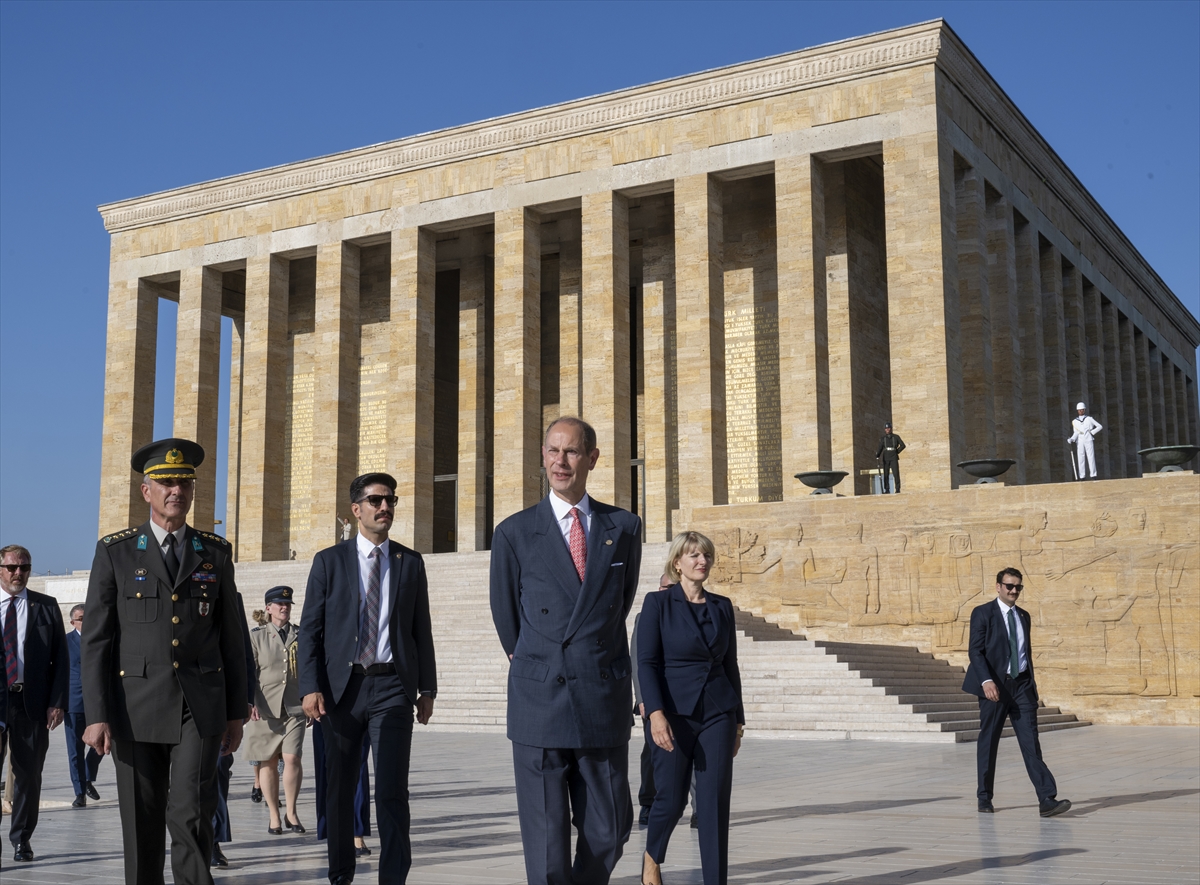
[681, 473, 1200, 725]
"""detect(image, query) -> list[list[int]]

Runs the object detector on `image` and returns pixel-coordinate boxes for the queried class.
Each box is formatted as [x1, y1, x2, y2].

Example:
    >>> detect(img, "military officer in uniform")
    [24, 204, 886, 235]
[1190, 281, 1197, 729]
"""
[81, 438, 248, 885]
[875, 421, 906, 493]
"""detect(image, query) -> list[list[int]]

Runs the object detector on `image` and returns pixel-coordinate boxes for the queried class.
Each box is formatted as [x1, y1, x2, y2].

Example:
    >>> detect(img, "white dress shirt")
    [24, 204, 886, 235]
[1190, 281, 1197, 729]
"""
[983, 597, 1029, 686]
[1, 589, 29, 683]
[548, 492, 593, 553]
[356, 533, 393, 664]
[149, 521, 186, 567]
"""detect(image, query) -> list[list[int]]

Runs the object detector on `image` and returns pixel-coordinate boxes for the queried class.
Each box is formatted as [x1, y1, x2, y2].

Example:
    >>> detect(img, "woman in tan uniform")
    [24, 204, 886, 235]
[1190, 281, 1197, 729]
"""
[244, 585, 308, 834]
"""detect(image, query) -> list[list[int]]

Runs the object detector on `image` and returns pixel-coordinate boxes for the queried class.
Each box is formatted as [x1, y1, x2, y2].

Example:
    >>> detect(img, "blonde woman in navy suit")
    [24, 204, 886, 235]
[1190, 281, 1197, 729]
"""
[637, 531, 744, 885]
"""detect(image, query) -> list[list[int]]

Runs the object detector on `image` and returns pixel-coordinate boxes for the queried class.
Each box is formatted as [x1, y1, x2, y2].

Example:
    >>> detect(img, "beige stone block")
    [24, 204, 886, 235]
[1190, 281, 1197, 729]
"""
[709, 101, 770, 147]
[557, 215, 582, 415]
[524, 143, 581, 182]
[641, 226, 677, 542]
[418, 158, 497, 203]
[389, 228, 436, 551]
[225, 316, 244, 557]
[457, 234, 490, 552]
[174, 265, 222, 531]
[492, 207, 542, 522]
[611, 122, 671, 166]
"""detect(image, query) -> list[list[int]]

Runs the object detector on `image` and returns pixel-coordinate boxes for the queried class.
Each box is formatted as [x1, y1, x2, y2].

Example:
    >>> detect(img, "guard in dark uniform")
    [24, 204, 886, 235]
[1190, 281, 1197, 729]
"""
[81, 438, 248, 885]
[875, 421, 906, 493]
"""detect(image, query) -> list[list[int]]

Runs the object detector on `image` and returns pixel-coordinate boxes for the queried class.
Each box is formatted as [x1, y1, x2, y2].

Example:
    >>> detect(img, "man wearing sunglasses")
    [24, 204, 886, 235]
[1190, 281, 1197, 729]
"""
[962, 567, 1071, 817]
[299, 472, 438, 885]
[1, 544, 68, 864]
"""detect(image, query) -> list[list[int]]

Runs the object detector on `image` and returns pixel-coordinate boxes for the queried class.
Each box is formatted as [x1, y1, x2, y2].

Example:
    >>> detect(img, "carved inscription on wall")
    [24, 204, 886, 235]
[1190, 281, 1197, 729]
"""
[358, 358, 389, 473]
[284, 369, 314, 542]
[724, 302, 782, 504]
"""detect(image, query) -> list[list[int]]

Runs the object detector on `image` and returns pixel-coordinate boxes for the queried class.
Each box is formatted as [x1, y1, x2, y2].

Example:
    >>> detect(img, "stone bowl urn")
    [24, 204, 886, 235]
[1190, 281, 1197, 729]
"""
[794, 470, 848, 495]
[1138, 445, 1200, 473]
[957, 459, 1016, 484]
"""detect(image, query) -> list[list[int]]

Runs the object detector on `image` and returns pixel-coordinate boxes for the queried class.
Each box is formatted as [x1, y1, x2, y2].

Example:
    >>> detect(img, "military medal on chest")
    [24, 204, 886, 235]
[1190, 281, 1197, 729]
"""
[199, 600, 210, 617]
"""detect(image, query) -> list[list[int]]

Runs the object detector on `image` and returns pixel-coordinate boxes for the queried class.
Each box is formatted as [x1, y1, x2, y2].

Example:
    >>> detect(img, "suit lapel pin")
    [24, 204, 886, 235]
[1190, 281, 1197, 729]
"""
[134, 568, 147, 577]
[137, 534, 147, 550]
[605, 539, 613, 546]
[394, 552, 403, 560]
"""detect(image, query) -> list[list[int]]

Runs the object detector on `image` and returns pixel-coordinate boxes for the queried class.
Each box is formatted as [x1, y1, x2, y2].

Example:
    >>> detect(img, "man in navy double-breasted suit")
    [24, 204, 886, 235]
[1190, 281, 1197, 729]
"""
[962, 567, 1070, 817]
[490, 417, 643, 885]
[299, 472, 438, 885]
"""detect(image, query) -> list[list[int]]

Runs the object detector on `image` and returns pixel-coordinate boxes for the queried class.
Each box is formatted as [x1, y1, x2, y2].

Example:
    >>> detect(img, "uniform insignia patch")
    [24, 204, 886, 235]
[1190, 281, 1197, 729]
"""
[199, 601, 210, 616]
[166, 448, 184, 465]
[134, 576, 146, 581]
[199, 532, 230, 548]
[137, 534, 148, 550]
[191, 571, 217, 581]
[102, 527, 138, 546]
[192, 537, 204, 552]
[135, 568, 147, 576]
[202, 562, 214, 570]
[605, 539, 613, 546]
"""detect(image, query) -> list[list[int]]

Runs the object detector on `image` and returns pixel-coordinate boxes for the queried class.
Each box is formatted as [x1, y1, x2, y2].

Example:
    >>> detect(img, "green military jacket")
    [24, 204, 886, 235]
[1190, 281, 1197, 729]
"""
[81, 520, 248, 743]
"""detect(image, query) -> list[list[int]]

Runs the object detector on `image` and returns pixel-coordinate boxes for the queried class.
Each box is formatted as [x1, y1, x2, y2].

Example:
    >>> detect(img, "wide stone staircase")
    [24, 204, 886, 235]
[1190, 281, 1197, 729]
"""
[418, 545, 1088, 743]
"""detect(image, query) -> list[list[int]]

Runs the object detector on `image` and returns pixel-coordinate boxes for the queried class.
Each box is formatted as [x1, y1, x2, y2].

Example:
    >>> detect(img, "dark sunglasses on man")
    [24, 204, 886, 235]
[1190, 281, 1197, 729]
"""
[358, 494, 398, 509]
[1, 563, 32, 573]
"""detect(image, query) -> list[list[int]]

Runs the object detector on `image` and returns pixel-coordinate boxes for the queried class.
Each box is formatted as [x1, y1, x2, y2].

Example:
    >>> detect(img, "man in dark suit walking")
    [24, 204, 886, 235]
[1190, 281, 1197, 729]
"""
[82, 438, 248, 885]
[962, 567, 1070, 817]
[1, 543, 68, 863]
[299, 472, 438, 885]
[64, 604, 103, 807]
[490, 416, 643, 885]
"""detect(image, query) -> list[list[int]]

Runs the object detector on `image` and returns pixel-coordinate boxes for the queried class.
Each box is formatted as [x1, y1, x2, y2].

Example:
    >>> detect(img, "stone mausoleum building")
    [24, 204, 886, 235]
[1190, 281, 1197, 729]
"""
[93, 21, 1199, 728]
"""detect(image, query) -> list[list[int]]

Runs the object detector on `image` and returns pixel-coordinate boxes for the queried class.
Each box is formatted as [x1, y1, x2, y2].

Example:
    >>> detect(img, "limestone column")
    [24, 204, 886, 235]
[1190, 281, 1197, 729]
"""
[237, 254, 289, 561]
[1014, 217, 1049, 482]
[558, 215, 582, 415]
[99, 277, 159, 529]
[985, 189, 1024, 481]
[1163, 356, 1179, 445]
[641, 225, 677, 541]
[492, 207, 542, 521]
[955, 161, 995, 461]
[225, 315, 244, 556]
[390, 228, 436, 551]
[457, 237, 489, 551]
[1100, 299, 1126, 476]
[308, 242, 360, 556]
[674, 173, 726, 510]
[174, 266, 222, 531]
[882, 131, 963, 491]
[824, 163, 856, 488]
[1117, 313, 1142, 476]
[775, 155, 830, 489]
[1082, 282, 1109, 473]
[1061, 262, 1088, 413]
[1134, 329, 1155, 450]
[1149, 345, 1165, 447]
[581, 191, 632, 508]
[1039, 239, 1070, 480]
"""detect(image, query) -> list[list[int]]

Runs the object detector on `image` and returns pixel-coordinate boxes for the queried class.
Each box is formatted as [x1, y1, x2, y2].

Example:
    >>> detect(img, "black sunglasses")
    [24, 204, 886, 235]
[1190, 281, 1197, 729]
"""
[1, 563, 31, 573]
[1000, 582, 1023, 591]
[357, 494, 398, 508]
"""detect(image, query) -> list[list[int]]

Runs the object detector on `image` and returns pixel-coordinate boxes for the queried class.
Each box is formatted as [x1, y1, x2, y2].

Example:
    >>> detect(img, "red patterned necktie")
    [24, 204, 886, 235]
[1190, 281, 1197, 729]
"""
[568, 507, 587, 582]
[3, 598, 18, 687]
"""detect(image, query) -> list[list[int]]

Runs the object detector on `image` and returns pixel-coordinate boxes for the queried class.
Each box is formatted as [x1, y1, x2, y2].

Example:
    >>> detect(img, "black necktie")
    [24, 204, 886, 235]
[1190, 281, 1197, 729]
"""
[162, 533, 180, 583]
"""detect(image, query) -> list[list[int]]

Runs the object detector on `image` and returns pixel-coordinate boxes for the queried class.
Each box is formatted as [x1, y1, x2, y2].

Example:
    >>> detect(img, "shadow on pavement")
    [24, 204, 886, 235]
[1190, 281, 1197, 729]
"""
[731, 795, 958, 826]
[815, 848, 1087, 885]
[1062, 788, 1200, 816]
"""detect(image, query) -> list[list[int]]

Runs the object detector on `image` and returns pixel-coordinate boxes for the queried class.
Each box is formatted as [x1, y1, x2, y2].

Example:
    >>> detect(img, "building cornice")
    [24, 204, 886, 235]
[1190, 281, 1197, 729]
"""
[97, 21, 944, 233]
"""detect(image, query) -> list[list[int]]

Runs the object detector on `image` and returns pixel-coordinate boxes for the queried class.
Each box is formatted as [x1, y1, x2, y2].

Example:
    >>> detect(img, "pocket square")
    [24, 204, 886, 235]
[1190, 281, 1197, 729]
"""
[611, 562, 624, 567]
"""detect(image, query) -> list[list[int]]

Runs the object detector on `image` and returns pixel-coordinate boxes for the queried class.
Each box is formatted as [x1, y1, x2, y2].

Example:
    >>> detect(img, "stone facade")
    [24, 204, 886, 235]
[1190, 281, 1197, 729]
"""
[94, 21, 1200, 722]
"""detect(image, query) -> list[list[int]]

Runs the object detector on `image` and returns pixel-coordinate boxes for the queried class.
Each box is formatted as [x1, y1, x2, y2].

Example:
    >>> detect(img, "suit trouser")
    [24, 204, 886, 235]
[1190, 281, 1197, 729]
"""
[646, 704, 737, 885]
[976, 673, 1057, 803]
[882, 459, 901, 493]
[638, 719, 655, 809]
[65, 711, 103, 797]
[1, 688, 50, 844]
[323, 670, 413, 883]
[313, 723, 372, 840]
[111, 707, 221, 885]
[211, 753, 234, 843]
[512, 741, 632, 885]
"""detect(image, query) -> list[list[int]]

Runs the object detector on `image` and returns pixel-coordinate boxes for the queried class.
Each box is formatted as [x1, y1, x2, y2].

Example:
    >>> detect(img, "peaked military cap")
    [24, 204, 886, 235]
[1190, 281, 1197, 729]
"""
[264, 585, 294, 605]
[132, 438, 205, 480]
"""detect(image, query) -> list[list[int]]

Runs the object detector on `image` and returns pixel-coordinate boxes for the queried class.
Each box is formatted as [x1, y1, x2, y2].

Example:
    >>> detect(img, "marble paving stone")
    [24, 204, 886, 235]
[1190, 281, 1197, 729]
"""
[3, 725, 1195, 884]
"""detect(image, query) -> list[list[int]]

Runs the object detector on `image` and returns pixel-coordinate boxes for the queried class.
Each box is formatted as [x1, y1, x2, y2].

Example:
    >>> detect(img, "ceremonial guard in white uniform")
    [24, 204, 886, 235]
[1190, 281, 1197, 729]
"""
[1067, 402, 1103, 479]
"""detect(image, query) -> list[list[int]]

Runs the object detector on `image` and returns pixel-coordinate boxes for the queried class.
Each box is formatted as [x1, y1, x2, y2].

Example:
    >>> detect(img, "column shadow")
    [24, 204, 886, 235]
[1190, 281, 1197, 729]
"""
[615, 847, 907, 884]
[731, 795, 959, 826]
[1061, 788, 1200, 816]
[817, 848, 1087, 885]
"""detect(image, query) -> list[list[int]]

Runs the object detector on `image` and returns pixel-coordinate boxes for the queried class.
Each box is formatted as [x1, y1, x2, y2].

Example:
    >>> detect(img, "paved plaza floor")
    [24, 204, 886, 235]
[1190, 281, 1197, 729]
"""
[2, 724, 1196, 884]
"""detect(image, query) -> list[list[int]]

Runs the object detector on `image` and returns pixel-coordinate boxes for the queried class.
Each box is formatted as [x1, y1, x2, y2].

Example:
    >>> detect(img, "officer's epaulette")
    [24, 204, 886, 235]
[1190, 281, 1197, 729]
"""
[251, 625, 263, 633]
[101, 527, 139, 546]
[197, 531, 231, 548]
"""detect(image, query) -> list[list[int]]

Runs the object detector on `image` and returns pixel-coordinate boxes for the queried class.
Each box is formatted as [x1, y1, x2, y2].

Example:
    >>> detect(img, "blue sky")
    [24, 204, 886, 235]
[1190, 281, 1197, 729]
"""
[1, 0, 1197, 573]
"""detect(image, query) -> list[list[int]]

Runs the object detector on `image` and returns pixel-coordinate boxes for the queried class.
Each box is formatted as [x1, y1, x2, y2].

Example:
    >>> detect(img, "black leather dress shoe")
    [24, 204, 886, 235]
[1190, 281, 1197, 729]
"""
[85, 782, 101, 800]
[285, 815, 306, 834]
[73, 794, 88, 808]
[978, 799, 994, 813]
[14, 841, 35, 862]
[268, 824, 283, 835]
[355, 844, 371, 857]
[329, 876, 354, 885]
[250, 787, 263, 803]
[211, 843, 229, 868]
[1039, 798, 1071, 817]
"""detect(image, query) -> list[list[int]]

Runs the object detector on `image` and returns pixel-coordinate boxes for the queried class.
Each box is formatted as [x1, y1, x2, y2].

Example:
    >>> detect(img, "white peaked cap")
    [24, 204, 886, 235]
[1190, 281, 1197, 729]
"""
[1076, 402, 1087, 410]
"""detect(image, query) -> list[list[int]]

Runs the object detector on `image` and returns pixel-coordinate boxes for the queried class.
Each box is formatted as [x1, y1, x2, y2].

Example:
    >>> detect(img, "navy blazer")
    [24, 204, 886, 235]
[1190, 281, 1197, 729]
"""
[961, 599, 1038, 702]
[67, 628, 85, 714]
[637, 585, 744, 725]
[298, 537, 437, 707]
[490, 496, 642, 749]
[11, 590, 69, 721]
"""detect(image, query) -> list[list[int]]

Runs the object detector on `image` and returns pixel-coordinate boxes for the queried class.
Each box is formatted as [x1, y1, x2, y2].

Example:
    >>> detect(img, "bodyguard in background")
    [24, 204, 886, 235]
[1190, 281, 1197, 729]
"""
[299, 472, 437, 885]
[65, 604, 103, 808]
[637, 532, 744, 885]
[81, 439, 248, 885]
[1, 543, 68, 864]
[962, 567, 1070, 817]
[490, 416, 643, 885]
